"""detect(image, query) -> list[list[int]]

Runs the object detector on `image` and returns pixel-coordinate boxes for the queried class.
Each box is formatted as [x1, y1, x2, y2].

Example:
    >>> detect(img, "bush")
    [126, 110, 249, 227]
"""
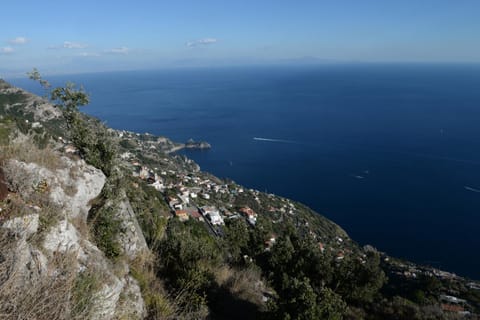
[0, 120, 12, 145]
[130, 251, 178, 319]
[71, 270, 101, 318]
[2, 159, 37, 196]
[89, 201, 122, 259]
[70, 117, 118, 177]
[126, 178, 170, 249]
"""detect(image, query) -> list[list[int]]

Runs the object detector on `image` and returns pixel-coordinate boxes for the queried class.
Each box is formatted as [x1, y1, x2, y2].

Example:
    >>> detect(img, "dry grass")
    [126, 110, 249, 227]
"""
[0, 229, 96, 320]
[214, 265, 265, 307]
[0, 136, 64, 199]
[1, 159, 38, 197]
[0, 194, 27, 223]
[0, 185, 63, 244]
[130, 250, 182, 320]
[71, 215, 89, 238]
[0, 135, 65, 236]
[0, 136, 63, 171]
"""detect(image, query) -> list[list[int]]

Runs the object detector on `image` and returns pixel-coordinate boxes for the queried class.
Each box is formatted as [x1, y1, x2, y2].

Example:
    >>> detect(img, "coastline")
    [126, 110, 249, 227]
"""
[166, 140, 212, 154]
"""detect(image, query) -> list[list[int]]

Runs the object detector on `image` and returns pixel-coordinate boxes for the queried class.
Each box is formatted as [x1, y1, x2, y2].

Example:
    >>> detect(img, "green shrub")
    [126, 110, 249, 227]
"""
[71, 271, 100, 318]
[89, 202, 122, 259]
[70, 117, 118, 177]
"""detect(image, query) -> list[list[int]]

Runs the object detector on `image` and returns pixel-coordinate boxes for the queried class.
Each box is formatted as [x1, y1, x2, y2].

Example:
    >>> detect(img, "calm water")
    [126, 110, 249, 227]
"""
[10, 64, 480, 278]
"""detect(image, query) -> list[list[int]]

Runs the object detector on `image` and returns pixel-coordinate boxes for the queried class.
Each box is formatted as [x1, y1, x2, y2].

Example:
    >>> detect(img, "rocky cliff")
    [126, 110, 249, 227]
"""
[0, 150, 148, 319]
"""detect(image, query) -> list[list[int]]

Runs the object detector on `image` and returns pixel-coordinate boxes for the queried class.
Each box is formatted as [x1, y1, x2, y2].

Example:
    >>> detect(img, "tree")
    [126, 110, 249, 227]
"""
[159, 219, 222, 312]
[317, 287, 347, 320]
[270, 277, 347, 320]
[28, 68, 89, 131]
[28, 69, 117, 176]
[332, 251, 386, 304]
[222, 218, 250, 263]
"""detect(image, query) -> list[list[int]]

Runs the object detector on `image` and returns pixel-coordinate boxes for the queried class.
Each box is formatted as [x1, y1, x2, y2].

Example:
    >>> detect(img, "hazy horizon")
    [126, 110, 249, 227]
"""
[2, 1, 480, 76]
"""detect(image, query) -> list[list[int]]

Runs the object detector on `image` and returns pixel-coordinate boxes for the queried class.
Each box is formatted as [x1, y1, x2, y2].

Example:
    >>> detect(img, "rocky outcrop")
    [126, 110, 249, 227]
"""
[0, 81, 62, 123]
[116, 199, 147, 258]
[0, 154, 147, 320]
[3, 213, 39, 238]
[5, 157, 105, 221]
[185, 138, 211, 149]
[43, 219, 84, 255]
[114, 275, 146, 320]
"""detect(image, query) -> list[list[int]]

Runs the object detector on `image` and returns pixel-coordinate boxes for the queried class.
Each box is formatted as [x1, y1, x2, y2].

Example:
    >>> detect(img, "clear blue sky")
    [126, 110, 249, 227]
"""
[1, 0, 480, 75]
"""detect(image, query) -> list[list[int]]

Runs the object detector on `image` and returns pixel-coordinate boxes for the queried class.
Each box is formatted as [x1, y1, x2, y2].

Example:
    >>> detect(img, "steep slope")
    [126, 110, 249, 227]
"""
[1, 79, 479, 319]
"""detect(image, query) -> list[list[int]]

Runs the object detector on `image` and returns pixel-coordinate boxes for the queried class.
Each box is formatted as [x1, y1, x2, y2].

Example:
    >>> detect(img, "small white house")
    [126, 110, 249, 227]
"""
[208, 211, 224, 225]
[200, 206, 224, 225]
[150, 181, 164, 191]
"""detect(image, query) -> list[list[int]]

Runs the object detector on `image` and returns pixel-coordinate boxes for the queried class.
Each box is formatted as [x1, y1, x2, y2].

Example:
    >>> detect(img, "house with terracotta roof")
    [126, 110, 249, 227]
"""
[441, 304, 465, 313]
[175, 210, 189, 222]
[239, 207, 258, 225]
[190, 210, 203, 220]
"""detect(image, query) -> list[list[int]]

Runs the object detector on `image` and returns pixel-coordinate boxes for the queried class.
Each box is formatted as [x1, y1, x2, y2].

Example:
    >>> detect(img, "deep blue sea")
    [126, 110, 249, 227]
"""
[9, 64, 480, 279]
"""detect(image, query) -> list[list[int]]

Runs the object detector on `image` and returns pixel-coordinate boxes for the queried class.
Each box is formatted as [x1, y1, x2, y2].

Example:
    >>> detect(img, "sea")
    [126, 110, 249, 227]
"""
[9, 64, 480, 279]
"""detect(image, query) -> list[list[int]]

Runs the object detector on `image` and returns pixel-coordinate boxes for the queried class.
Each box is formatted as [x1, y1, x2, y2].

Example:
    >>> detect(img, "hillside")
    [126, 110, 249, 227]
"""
[1, 78, 479, 319]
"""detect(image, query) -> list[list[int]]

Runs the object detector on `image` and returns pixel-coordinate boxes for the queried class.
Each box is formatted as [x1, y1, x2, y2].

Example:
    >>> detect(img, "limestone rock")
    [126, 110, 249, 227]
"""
[43, 219, 84, 256]
[91, 275, 125, 320]
[2, 213, 39, 238]
[114, 275, 146, 320]
[116, 199, 147, 258]
[7, 157, 105, 221]
[48, 157, 106, 220]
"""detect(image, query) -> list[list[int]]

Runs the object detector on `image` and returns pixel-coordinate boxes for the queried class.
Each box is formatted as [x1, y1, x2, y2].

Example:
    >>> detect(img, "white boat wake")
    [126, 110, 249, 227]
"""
[464, 186, 480, 193]
[351, 175, 365, 179]
[253, 137, 301, 144]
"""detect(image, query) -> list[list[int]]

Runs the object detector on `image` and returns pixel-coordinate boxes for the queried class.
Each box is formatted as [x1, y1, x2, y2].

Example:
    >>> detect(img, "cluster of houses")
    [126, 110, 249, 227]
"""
[439, 295, 471, 315]
[116, 130, 182, 154]
[384, 258, 480, 315]
[120, 134, 380, 263]
[388, 259, 463, 282]
[128, 155, 266, 232]
[128, 156, 357, 262]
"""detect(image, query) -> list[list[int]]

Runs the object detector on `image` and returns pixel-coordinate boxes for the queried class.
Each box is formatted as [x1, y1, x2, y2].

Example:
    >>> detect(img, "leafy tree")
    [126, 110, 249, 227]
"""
[28, 69, 117, 176]
[331, 251, 386, 304]
[274, 277, 319, 320]
[28, 68, 89, 131]
[265, 225, 348, 319]
[317, 287, 347, 320]
[222, 218, 250, 263]
[159, 219, 222, 312]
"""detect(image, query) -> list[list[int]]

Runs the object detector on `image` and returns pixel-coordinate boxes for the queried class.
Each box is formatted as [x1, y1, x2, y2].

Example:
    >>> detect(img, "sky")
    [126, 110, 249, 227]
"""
[1, 0, 480, 76]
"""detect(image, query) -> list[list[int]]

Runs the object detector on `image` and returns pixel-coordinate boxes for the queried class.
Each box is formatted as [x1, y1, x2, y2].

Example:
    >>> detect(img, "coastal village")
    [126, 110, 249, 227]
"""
[110, 128, 480, 317]
[112, 129, 358, 256]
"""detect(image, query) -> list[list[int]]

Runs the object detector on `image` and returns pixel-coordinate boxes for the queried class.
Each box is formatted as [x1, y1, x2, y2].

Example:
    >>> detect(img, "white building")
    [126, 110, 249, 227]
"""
[208, 211, 224, 225]
[150, 180, 164, 191]
[200, 206, 224, 225]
